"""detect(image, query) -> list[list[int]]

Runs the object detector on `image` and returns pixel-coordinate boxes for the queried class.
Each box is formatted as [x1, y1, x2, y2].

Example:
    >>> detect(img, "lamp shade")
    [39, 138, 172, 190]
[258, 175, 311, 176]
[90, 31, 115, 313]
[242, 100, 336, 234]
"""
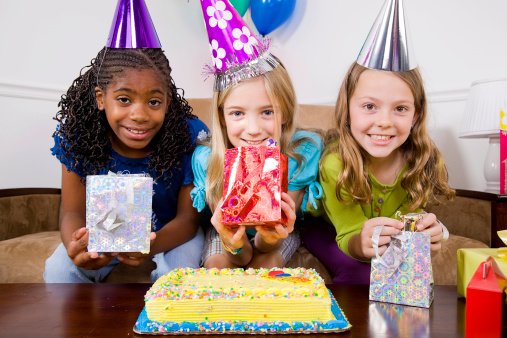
[460, 78, 507, 139]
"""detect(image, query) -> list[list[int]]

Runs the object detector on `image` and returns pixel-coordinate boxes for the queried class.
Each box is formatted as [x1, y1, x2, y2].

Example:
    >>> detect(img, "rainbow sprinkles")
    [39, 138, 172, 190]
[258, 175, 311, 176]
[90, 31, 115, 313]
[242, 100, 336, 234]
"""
[134, 267, 351, 334]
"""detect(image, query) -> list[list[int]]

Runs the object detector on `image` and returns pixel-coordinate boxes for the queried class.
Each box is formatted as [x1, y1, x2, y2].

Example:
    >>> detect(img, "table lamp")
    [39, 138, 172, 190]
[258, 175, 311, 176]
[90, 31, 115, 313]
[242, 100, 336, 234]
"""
[459, 78, 507, 193]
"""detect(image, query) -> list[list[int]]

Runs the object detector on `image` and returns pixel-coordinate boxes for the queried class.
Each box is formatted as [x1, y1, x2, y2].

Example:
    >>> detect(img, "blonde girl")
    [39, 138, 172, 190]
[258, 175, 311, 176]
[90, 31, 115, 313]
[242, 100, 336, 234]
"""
[191, 62, 323, 269]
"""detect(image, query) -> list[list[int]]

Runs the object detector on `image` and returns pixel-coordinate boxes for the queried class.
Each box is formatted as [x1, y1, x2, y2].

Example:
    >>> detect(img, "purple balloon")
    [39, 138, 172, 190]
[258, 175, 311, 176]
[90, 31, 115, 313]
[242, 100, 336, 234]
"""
[106, 0, 161, 48]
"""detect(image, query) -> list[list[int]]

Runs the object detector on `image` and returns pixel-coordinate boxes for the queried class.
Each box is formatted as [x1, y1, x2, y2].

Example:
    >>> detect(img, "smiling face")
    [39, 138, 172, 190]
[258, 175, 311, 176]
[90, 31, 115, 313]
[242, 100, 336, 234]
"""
[95, 68, 169, 158]
[349, 69, 418, 165]
[222, 76, 281, 148]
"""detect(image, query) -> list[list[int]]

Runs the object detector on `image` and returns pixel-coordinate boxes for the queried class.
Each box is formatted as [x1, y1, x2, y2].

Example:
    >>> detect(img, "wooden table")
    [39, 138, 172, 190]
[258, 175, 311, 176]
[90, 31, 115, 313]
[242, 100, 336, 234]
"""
[0, 283, 465, 337]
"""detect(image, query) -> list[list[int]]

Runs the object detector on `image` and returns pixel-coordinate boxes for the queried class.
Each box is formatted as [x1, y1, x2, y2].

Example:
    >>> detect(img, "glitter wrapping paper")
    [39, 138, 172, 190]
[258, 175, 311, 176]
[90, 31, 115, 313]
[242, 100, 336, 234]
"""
[86, 173, 153, 253]
[222, 146, 288, 228]
[369, 231, 434, 308]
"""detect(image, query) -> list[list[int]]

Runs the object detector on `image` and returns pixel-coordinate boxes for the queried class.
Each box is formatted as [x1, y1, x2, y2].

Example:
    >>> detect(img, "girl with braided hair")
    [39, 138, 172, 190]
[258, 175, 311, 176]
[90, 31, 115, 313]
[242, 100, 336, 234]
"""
[43, 47, 209, 283]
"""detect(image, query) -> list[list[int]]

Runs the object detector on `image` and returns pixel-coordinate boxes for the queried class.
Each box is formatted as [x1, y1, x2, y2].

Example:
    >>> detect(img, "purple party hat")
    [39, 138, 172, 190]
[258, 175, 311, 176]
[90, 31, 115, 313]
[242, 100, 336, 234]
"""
[106, 0, 161, 48]
[357, 0, 417, 71]
[200, 0, 279, 91]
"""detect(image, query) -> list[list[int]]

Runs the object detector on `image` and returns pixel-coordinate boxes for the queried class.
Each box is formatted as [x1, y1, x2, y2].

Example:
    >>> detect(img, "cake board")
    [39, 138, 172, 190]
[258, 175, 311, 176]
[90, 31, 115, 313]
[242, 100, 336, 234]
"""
[133, 289, 351, 335]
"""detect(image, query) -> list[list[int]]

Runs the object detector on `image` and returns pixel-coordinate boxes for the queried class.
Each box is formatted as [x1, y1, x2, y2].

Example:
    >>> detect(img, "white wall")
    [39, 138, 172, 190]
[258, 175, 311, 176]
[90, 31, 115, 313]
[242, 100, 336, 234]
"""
[1, 0, 506, 191]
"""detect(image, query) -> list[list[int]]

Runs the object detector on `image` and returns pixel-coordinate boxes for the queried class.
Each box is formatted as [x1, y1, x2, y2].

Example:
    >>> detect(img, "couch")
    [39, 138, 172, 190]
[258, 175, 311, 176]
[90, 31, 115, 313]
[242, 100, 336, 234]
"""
[0, 99, 490, 284]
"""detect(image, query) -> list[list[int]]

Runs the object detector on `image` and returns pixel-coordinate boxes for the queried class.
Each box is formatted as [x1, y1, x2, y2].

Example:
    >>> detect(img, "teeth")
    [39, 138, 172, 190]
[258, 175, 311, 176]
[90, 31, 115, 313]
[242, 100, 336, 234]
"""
[244, 140, 264, 145]
[128, 128, 146, 134]
[371, 135, 391, 141]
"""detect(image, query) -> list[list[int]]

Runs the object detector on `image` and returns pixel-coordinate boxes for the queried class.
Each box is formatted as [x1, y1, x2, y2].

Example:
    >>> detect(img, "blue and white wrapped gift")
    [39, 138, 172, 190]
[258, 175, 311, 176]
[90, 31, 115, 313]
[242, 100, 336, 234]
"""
[86, 172, 153, 253]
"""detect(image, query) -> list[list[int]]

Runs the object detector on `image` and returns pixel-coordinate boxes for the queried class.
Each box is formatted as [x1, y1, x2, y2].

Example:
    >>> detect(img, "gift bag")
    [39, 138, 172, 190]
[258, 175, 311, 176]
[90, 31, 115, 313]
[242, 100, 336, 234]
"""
[221, 145, 288, 227]
[369, 225, 434, 308]
[86, 172, 153, 253]
[466, 256, 507, 337]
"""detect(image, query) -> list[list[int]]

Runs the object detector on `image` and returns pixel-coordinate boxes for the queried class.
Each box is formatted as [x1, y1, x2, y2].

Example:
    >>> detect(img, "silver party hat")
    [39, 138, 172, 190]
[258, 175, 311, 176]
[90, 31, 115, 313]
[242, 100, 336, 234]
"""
[357, 0, 416, 71]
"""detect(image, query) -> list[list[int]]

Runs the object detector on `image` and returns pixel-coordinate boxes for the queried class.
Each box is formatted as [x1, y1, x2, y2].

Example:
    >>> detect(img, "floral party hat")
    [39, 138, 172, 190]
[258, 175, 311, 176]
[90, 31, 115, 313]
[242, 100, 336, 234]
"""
[200, 0, 279, 91]
[106, 0, 161, 48]
[357, 0, 416, 71]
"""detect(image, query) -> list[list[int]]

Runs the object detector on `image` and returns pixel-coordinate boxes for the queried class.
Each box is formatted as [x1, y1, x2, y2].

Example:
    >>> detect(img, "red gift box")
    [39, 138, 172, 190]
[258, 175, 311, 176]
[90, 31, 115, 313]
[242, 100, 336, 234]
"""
[466, 256, 507, 337]
[221, 145, 288, 228]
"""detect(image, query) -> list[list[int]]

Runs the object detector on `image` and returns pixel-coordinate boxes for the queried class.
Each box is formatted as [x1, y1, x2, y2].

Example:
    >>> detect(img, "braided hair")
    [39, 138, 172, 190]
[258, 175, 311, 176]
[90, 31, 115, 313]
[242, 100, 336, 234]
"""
[53, 47, 196, 187]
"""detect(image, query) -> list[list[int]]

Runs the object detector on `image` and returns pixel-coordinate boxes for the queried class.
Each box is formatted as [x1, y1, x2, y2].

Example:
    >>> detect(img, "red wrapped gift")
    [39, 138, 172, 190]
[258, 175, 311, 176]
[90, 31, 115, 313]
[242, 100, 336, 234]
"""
[466, 256, 507, 337]
[221, 145, 288, 228]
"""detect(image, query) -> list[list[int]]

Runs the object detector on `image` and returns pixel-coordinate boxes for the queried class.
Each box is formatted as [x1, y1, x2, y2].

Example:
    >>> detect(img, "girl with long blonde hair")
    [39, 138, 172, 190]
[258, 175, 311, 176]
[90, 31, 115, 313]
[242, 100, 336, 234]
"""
[193, 0, 323, 269]
[191, 62, 323, 269]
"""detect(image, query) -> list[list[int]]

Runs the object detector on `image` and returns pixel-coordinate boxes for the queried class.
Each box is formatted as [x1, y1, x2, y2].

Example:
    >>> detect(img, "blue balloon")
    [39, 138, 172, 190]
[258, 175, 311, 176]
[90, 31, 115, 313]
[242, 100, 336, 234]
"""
[251, 0, 296, 36]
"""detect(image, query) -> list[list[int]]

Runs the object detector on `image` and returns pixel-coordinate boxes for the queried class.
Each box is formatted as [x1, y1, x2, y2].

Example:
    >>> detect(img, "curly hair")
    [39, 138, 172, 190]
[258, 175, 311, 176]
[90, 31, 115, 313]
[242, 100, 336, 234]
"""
[53, 47, 196, 187]
[324, 62, 455, 210]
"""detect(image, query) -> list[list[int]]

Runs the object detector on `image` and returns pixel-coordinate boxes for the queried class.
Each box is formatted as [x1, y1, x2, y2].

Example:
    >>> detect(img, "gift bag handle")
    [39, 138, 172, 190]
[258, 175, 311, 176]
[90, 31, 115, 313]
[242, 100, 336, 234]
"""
[483, 262, 489, 279]
[372, 225, 407, 270]
[484, 255, 507, 280]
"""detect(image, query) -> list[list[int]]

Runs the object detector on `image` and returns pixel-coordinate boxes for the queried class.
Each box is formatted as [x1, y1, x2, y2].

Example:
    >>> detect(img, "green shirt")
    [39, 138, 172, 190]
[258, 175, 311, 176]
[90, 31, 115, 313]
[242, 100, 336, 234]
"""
[309, 150, 422, 258]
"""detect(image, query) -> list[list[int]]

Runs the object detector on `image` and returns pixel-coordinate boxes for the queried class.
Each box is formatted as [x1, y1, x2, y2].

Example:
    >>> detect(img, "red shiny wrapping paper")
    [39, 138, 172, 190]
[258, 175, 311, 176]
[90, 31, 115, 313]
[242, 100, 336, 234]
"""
[221, 146, 288, 228]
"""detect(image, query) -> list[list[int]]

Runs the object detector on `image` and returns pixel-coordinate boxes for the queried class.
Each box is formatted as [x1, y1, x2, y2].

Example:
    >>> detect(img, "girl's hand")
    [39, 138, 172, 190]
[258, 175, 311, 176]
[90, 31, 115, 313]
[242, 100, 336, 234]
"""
[67, 227, 114, 270]
[255, 224, 286, 246]
[116, 232, 157, 266]
[359, 217, 404, 258]
[415, 212, 444, 251]
[211, 198, 247, 251]
[255, 192, 296, 245]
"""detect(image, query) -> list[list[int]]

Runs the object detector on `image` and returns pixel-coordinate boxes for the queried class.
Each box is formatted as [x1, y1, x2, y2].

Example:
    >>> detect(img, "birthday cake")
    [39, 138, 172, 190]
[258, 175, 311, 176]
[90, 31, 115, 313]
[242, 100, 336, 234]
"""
[134, 267, 351, 334]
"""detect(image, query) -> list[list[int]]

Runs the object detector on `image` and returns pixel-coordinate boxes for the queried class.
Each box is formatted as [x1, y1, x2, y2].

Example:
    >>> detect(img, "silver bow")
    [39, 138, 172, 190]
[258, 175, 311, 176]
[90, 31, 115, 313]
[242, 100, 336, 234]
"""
[95, 172, 135, 232]
[372, 225, 408, 275]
